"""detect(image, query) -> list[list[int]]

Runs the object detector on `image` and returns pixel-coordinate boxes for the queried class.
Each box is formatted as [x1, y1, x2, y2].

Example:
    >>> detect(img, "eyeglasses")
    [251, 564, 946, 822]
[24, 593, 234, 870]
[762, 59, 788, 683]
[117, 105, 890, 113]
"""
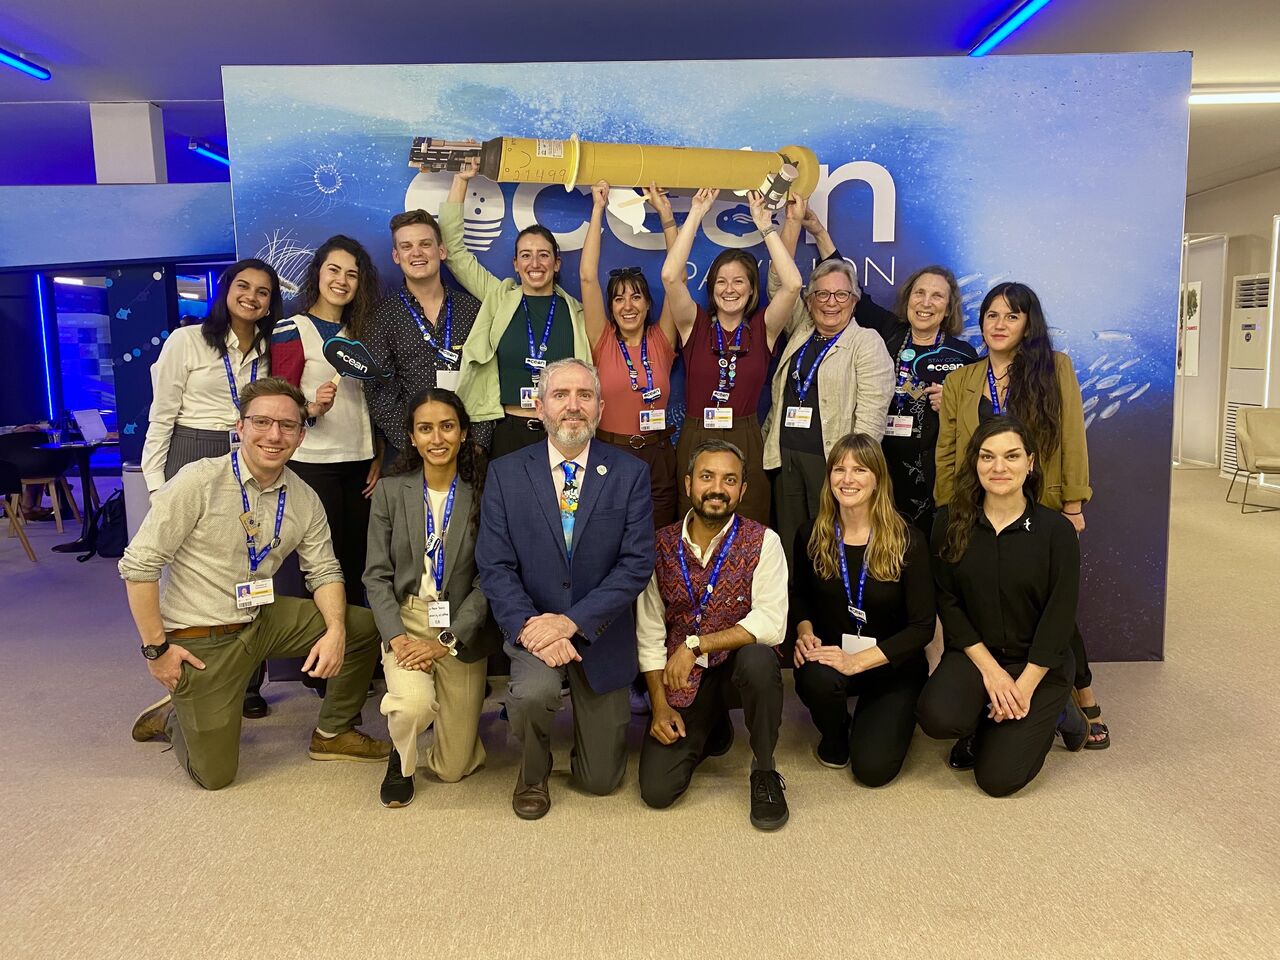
[609, 266, 644, 279]
[811, 290, 853, 304]
[243, 415, 303, 436]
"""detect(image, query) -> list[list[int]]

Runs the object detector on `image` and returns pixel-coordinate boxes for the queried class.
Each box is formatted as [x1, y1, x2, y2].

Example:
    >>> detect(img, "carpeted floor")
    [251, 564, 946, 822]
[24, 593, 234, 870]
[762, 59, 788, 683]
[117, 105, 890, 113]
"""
[1, 468, 1276, 959]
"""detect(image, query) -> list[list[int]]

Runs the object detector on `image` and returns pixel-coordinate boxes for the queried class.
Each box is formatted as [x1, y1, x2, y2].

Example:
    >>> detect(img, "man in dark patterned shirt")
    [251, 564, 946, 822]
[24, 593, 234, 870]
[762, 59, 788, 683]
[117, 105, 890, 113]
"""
[364, 209, 486, 459]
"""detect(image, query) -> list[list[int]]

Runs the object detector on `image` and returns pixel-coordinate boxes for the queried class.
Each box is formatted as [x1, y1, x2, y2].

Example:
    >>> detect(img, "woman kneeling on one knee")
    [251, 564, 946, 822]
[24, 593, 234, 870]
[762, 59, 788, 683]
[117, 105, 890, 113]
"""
[916, 416, 1089, 797]
[791, 433, 935, 786]
[363, 388, 497, 807]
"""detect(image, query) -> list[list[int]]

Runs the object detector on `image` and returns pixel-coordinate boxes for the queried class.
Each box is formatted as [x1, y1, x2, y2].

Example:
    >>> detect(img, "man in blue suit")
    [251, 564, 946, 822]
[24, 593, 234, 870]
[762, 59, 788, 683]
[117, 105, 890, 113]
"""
[477, 358, 655, 819]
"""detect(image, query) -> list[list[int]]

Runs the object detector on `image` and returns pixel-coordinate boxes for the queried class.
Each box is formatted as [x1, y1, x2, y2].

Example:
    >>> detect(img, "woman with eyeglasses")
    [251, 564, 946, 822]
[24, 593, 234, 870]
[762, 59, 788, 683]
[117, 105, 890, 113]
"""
[363, 388, 495, 807]
[660, 188, 803, 524]
[444, 159, 590, 459]
[580, 181, 680, 527]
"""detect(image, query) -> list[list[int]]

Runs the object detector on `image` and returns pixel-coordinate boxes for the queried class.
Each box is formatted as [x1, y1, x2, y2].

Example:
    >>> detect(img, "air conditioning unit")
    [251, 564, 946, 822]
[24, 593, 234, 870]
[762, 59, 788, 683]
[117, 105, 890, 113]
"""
[1221, 273, 1271, 477]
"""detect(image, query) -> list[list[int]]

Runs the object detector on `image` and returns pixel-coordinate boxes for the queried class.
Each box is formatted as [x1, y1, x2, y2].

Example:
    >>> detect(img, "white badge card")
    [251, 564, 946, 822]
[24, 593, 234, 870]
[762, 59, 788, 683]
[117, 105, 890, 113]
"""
[235, 579, 275, 609]
[841, 633, 876, 655]
[427, 600, 452, 629]
[639, 408, 667, 432]
[885, 415, 914, 437]
[784, 406, 814, 429]
[436, 369, 461, 393]
[703, 407, 734, 430]
[695, 653, 709, 668]
[519, 386, 537, 409]
[228, 429, 242, 451]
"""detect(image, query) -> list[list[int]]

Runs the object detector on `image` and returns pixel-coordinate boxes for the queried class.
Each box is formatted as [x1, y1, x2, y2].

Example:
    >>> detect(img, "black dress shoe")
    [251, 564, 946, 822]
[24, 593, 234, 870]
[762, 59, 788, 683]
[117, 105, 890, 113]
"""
[749, 769, 789, 831]
[948, 734, 977, 770]
[380, 750, 415, 808]
[242, 691, 269, 719]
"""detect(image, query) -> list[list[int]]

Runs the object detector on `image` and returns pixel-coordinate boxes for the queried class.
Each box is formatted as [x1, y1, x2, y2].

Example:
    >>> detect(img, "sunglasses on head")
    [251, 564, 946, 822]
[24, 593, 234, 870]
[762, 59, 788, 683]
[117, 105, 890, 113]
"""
[609, 266, 644, 279]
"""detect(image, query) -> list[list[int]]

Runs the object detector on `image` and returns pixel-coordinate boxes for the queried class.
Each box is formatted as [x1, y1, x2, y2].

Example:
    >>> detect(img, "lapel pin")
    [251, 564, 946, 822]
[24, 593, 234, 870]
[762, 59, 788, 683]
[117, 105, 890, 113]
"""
[597, 464, 607, 476]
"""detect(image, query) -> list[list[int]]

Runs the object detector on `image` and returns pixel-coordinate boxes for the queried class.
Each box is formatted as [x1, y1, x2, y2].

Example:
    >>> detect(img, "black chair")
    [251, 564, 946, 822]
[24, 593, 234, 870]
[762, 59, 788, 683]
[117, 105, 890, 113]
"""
[0, 431, 79, 533]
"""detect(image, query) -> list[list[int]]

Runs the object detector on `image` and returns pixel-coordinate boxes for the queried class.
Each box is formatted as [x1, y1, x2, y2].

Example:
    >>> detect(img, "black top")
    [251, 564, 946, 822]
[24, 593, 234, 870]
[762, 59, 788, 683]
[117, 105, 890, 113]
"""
[779, 332, 834, 456]
[791, 520, 935, 667]
[364, 283, 482, 453]
[930, 502, 1079, 669]
[495, 294, 574, 405]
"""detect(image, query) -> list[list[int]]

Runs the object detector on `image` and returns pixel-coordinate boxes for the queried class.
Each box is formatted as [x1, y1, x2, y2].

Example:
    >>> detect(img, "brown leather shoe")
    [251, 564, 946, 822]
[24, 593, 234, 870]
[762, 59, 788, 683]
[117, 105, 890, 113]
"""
[131, 696, 173, 743]
[308, 728, 392, 762]
[512, 775, 551, 820]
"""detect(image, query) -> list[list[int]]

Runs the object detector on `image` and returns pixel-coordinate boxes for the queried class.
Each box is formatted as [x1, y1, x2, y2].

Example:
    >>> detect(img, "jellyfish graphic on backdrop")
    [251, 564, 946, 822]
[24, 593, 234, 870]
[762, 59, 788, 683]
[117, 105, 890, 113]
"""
[290, 153, 356, 218]
[254, 229, 315, 297]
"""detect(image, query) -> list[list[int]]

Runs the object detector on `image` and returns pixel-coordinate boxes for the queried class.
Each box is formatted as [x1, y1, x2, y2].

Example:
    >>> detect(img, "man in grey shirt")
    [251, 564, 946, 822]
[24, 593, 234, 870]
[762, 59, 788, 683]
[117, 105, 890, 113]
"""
[123, 377, 389, 789]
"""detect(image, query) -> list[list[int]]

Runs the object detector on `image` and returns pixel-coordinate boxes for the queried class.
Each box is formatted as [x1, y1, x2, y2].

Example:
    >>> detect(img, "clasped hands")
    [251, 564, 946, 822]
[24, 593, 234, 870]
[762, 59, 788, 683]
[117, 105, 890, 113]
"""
[980, 666, 1038, 722]
[389, 632, 450, 673]
[793, 631, 862, 676]
[519, 613, 581, 667]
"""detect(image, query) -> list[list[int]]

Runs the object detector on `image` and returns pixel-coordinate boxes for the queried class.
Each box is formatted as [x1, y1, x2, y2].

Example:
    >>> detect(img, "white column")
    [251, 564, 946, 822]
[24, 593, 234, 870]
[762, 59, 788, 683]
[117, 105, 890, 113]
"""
[89, 102, 168, 184]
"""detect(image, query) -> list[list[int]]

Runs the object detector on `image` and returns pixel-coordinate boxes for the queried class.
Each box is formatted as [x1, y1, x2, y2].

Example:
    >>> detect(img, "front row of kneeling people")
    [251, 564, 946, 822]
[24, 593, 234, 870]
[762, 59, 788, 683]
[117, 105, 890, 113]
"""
[124, 358, 1088, 829]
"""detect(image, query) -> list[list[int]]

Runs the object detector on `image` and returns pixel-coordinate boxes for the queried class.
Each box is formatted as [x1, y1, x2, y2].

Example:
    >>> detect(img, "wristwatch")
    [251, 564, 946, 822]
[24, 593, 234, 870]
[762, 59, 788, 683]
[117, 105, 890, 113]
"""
[141, 640, 170, 660]
[684, 635, 703, 658]
[438, 630, 459, 657]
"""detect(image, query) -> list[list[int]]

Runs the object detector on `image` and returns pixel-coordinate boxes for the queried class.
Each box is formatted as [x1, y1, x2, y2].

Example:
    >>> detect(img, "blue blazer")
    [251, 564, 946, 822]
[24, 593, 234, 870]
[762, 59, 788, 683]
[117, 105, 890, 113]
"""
[476, 438, 655, 694]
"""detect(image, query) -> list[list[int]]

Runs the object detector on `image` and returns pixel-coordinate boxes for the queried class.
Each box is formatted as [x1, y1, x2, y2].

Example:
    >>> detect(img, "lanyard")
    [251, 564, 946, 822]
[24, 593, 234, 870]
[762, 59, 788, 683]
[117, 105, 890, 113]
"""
[677, 516, 740, 628]
[790, 332, 838, 405]
[986, 361, 1004, 415]
[618, 333, 659, 402]
[523, 295, 557, 372]
[401, 290, 457, 364]
[424, 475, 457, 595]
[223, 355, 259, 409]
[711, 321, 744, 405]
[230, 451, 286, 573]
[894, 330, 943, 410]
[835, 521, 870, 634]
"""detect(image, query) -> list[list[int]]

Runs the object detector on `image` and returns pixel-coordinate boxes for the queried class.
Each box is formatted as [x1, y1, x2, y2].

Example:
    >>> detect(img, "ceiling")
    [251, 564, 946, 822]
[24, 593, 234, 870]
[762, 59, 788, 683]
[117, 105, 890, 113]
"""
[1, 0, 1277, 194]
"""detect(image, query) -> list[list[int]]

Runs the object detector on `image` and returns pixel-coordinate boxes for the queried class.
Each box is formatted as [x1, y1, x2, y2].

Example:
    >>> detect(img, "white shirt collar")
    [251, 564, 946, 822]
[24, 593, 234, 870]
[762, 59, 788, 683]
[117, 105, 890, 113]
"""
[679, 509, 738, 565]
[548, 439, 591, 475]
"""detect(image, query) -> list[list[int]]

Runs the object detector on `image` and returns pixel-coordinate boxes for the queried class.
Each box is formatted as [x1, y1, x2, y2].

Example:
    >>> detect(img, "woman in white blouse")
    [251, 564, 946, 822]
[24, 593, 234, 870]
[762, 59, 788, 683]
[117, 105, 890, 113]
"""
[140, 259, 283, 493]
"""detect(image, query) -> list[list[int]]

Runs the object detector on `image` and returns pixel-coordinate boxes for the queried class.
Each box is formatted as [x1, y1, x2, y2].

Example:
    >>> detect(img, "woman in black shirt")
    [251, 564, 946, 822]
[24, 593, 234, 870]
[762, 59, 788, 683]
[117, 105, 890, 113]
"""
[917, 416, 1088, 797]
[792, 432, 935, 787]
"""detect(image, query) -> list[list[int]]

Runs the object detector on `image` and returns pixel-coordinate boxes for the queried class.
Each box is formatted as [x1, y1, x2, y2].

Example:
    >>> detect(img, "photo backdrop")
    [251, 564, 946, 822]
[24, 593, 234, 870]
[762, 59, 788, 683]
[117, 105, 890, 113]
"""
[223, 54, 1192, 661]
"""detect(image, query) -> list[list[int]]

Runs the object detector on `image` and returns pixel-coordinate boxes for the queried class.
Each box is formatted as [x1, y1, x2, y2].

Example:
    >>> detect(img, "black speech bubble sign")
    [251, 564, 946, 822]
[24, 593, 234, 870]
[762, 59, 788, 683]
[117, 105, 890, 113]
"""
[911, 344, 976, 383]
[322, 336, 392, 380]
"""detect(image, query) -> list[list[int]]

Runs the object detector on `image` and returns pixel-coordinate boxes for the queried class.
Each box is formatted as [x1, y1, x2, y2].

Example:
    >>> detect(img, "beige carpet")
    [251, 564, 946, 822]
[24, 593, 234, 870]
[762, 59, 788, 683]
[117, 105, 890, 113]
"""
[1, 468, 1276, 959]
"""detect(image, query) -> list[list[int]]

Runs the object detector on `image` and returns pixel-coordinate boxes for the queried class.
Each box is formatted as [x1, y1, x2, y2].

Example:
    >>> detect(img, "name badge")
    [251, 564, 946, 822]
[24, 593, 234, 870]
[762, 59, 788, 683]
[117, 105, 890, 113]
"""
[525, 357, 547, 370]
[841, 633, 876, 655]
[427, 600, 451, 628]
[239, 511, 261, 540]
[437, 348, 460, 365]
[885, 414, 914, 437]
[436, 369, 461, 392]
[639, 408, 667, 432]
[784, 406, 813, 429]
[235, 578, 275, 609]
[642, 387, 662, 403]
[228, 429, 242, 451]
[519, 386, 537, 409]
[703, 407, 734, 430]
[695, 653, 709, 668]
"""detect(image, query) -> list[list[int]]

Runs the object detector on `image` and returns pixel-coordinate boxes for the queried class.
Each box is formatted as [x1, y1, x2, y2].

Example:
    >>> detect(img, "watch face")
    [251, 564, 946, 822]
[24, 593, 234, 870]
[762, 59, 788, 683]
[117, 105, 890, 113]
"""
[438, 631, 456, 645]
[141, 645, 164, 660]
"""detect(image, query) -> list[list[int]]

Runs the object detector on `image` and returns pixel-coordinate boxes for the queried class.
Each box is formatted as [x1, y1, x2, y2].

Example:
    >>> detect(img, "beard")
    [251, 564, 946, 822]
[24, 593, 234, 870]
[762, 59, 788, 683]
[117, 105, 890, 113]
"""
[691, 493, 735, 524]
[545, 411, 598, 448]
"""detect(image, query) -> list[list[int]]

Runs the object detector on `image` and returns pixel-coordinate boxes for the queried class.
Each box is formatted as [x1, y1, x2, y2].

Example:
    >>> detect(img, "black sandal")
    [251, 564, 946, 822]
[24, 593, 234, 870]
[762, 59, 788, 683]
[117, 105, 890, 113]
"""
[1072, 690, 1110, 750]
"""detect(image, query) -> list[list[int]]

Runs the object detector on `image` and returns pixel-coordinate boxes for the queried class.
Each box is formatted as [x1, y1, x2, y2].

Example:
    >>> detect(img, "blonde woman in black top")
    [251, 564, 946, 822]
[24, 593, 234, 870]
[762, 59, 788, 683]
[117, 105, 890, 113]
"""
[917, 416, 1088, 797]
[792, 433, 935, 786]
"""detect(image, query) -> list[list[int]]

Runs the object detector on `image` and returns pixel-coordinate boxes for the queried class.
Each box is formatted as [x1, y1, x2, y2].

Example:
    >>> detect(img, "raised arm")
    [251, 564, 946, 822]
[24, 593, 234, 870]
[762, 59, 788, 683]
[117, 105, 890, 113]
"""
[770, 196, 813, 336]
[661, 187, 719, 345]
[438, 159, 506, 302]
[644, 185, 681, 348]
[580, 181, 610, 348]
[749, 192, 802, 350]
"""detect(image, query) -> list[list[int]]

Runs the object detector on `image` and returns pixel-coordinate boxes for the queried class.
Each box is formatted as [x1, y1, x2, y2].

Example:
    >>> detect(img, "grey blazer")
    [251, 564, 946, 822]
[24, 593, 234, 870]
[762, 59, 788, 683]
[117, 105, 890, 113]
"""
[362, 472, 494, 663]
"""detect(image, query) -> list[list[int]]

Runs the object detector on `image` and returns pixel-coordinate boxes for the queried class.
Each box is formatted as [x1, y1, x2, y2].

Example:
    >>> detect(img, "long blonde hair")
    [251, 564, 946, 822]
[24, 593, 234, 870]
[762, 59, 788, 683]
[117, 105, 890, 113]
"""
[808, 433, 908, 583]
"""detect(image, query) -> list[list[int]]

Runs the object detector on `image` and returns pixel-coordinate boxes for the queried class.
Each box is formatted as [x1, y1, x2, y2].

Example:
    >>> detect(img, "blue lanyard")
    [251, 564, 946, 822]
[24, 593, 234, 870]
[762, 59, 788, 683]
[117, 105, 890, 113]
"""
[711, 321, 744, 404]
[223, 355, 259, 409]
[676, 516, 740, 628]
[401, 290, 457, 364]
[790, 332, 838, 405]
[986, 361, 1004, 415]
[230, 451, 286, 573]
[424, 475, 457, 595]
[523, 295, 557, 372]
[618, 334, 661, 402]
[894, 330, 943, 410]
[835, 521, 870, 634]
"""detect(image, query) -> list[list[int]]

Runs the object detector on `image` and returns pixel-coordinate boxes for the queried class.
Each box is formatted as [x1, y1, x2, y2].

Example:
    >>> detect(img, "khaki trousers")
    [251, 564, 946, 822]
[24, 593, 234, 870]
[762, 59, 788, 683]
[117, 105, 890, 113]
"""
[379, 596, 487, 782]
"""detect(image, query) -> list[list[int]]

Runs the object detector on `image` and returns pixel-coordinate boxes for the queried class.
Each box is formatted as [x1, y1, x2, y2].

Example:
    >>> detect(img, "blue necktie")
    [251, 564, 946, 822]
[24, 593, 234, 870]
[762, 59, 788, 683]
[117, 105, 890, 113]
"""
[559, 461, 580, 557]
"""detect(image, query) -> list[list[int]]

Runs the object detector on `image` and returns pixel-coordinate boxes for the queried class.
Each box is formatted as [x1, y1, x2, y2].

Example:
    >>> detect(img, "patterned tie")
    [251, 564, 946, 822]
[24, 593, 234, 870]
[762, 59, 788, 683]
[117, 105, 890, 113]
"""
[559, 461, 580, 557]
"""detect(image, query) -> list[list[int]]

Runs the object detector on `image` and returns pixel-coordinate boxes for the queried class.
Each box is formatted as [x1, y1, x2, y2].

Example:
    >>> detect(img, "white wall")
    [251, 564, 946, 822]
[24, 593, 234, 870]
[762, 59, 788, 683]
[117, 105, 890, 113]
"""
[1185, 166, 1280, 286]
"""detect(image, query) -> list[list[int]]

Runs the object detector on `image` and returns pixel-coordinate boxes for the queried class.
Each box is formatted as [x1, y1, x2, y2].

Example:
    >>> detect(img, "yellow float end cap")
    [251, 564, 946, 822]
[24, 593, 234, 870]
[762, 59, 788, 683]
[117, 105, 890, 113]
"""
[779, 144, 820, 198]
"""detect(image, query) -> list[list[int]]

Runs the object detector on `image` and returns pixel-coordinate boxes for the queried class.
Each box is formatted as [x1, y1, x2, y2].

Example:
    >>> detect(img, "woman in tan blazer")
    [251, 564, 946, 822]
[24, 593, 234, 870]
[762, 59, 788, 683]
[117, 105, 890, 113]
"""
[934, 282, 1109, 752]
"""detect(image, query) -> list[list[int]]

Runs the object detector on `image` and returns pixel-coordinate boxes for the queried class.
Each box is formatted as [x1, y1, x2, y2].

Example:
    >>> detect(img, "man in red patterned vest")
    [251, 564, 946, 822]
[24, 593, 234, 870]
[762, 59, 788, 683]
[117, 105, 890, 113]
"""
[636, 439, 789, 830]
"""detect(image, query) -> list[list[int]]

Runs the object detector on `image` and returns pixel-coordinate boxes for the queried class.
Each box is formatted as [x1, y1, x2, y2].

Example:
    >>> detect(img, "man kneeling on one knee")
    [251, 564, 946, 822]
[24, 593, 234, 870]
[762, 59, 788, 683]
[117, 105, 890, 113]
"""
[123, 377, 389, 789]
[636, 440, 790, 830]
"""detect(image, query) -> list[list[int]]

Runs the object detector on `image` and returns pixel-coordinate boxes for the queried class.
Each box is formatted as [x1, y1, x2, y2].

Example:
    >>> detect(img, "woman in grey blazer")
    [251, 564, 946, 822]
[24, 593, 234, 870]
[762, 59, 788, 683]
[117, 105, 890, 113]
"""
[363, 388, 495, 807]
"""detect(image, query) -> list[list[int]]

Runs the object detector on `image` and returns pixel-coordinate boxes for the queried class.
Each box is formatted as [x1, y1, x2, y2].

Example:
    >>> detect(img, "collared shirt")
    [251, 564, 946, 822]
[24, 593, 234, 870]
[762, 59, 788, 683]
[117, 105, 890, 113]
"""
[548, 438, 592, 503]
[363, 283, 482, 454]
[140, 324, 269, 491]
[635, 511, 788, 673]
[119, 454, 342, 631]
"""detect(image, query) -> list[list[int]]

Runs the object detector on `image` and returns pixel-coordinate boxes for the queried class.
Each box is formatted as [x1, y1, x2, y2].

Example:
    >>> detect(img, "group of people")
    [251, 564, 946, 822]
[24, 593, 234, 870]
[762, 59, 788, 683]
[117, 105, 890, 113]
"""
[124, 164, 1111, 829]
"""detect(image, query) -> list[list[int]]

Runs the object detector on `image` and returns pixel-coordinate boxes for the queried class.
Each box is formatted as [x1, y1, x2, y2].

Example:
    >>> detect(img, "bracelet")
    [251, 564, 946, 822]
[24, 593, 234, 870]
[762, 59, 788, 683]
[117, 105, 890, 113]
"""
[1063, 510, 1082, 516]
[760, 226, 778, 239]
[660, 218, 676, 230]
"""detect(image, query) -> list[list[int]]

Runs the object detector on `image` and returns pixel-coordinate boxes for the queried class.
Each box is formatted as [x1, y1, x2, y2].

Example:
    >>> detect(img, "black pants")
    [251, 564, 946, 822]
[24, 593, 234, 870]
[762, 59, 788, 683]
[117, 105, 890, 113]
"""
[795, 654, 928, 787]
[773, 446, 826, 580]
[639, 645, 782, 809]
[916, 649, 1074, 798]
[287, 459, 373, 607]
[1071, 625, 1092, 690]
[490, 414, 546, 460]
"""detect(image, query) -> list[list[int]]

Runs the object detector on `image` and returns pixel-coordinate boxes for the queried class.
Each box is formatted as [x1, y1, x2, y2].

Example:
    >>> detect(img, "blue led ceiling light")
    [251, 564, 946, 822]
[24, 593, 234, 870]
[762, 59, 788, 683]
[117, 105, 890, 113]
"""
[969, 0, 1055, 57]
[188, 138, 230, 166]
[0, 46, 51, 80]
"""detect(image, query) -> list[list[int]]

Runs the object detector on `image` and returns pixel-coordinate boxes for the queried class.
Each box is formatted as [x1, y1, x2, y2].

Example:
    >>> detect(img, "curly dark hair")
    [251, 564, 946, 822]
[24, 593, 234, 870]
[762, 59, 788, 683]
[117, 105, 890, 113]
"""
[293, 235, 381, 342]
[979, 281, 1062, 458]
[940, 415, 1042, 563]
[202, 258, 282, 358]
[391, 388, 487, 526]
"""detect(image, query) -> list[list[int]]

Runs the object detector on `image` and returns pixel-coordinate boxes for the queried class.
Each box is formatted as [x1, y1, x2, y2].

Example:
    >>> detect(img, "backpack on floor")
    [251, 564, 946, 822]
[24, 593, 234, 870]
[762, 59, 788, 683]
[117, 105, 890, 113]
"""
[77, 489, 127, 562]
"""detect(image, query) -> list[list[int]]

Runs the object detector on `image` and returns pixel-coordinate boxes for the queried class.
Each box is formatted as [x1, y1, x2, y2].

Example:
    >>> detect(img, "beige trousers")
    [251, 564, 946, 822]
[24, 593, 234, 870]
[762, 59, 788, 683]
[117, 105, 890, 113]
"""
[380, 596, 486, 781]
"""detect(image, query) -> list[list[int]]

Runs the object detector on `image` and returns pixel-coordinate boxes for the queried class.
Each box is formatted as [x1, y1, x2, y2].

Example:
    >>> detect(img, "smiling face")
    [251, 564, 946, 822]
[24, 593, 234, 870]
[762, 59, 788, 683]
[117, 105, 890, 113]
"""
[981, 294, 1028, 355]
[410, 399, 465, 473]
[906, 272, 950, 340]
[514, 233, 560, 295]
[610, 281, 650, 338]
[685, 450, 745, 522]
[317, 249, 359, 311]
[535, 363, 601, 449]
[226, 268, 274, 325]
[976, 430, 1035, 497]
[711, 260, 753, 320]
[807, 270, 858, 336]
[236, 393, 306, 477]
[392, 223, 445, 283]
[828, 451, 876, 512]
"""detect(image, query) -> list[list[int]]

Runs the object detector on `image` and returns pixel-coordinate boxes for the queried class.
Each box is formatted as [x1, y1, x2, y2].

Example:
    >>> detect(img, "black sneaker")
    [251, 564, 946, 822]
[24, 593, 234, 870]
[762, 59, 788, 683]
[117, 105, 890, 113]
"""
[948, 734, 977, 770]
[749, 769, 789, 831]
[380, 749, 415, 808]
[814, 735, 850, 769]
